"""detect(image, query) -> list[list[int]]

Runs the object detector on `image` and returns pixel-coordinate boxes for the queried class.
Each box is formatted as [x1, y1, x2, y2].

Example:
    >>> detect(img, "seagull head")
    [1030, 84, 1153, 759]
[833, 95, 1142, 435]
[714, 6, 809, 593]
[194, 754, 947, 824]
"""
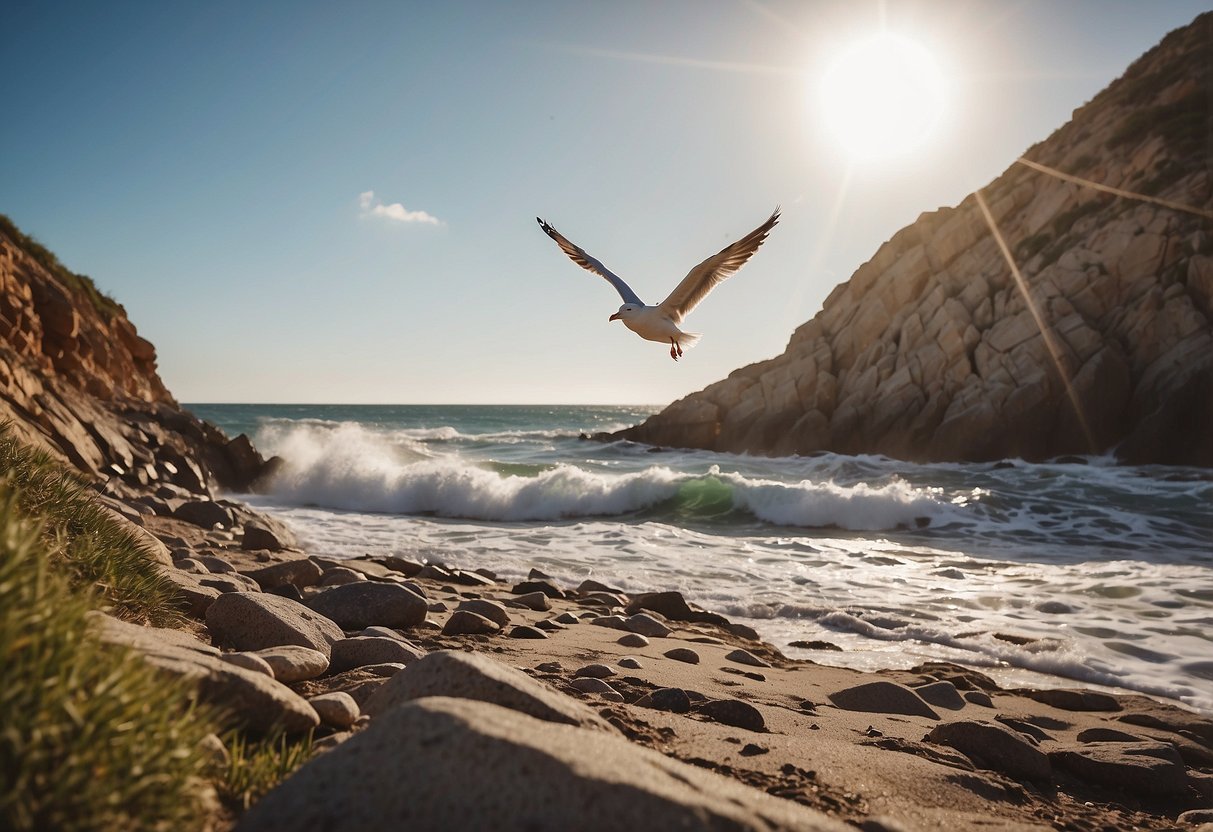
[609, 303, 641, 322]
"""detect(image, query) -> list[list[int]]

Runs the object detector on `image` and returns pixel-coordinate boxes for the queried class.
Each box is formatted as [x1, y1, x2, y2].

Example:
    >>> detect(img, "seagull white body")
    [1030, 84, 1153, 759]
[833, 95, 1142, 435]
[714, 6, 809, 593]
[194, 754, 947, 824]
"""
[537, 209, 780, 360]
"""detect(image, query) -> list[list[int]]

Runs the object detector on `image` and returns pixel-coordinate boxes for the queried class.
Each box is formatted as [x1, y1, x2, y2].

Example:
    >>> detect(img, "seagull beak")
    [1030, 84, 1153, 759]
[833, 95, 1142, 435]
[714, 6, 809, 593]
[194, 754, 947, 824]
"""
[608, 313, 620, 321]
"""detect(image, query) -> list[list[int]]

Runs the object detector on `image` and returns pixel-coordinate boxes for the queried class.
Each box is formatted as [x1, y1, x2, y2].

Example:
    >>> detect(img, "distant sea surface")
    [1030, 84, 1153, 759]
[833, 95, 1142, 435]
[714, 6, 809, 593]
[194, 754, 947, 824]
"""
[188, 403, 1213, 713]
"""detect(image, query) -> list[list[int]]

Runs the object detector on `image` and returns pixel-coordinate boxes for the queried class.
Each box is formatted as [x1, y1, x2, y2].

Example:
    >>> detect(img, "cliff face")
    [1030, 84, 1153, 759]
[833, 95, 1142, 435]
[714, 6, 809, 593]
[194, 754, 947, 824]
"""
[620, 14, 1213, 465]
[0, 216, 268, 495]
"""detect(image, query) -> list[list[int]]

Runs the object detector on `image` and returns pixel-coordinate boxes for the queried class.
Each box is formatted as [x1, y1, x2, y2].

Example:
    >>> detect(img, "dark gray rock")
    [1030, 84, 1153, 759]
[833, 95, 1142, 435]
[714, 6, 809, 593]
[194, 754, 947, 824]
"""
[509, 625, 548, 639]
[1024, 688, 1122, 712]
[244, 558, 324, 591]
[442, 610, 502, 636]
[636, 688, 692, 714]
[512, 591, 551, 612]
[242, 522, 286, 551]
[457, 599, 511, 627]
[511, 579, 564, 598]
[699, 699, 765, 732]
[329, 636, 426, 673]
[927, 721, 1052, 782]
[206, 592, 343, 657]
[625, 613, 672, 638]
[307, 582, 428, 630]
[173, 499, 234, 529]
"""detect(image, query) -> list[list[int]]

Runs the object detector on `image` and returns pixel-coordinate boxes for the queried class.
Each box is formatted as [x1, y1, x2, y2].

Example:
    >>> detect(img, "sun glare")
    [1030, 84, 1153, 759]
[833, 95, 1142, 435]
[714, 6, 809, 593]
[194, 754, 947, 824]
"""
[819, 32, 948, 163]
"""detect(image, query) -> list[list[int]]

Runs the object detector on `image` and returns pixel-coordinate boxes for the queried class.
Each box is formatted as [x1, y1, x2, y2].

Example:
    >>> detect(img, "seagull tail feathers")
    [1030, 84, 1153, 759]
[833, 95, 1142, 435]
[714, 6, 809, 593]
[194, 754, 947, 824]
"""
[678, 332, 703, 351]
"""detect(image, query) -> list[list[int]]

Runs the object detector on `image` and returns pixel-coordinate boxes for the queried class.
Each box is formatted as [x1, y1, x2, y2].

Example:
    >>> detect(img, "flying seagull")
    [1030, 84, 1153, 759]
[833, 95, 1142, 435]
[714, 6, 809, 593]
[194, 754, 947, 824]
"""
[537, 209, 780, 360]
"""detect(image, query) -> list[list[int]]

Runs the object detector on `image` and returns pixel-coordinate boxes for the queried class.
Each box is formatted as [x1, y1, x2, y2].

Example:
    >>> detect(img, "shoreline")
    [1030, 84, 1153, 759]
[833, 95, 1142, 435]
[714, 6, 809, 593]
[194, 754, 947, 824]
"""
[108, 496, 1213, 830]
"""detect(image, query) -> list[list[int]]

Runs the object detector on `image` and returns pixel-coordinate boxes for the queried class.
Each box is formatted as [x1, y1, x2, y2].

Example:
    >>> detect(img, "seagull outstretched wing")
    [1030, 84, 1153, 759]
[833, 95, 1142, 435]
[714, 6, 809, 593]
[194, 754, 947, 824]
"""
[658, 209, 779, 324]
[537, 218, 644, 306]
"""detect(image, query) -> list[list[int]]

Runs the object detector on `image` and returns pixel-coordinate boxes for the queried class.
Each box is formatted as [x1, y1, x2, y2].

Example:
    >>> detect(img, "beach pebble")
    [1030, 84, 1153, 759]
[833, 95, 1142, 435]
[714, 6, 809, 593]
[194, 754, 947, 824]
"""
[554, 612, 580, 625]
[358, 662, 408, 678]
[221, 651, 275, 677]
[789, 639, 842, 652]
[963, 691, 993, 708]
[1050, 741, 1186, 797]
[535, 661, 563, 673]
[534, 619, 565, 631]
[309, 692, 360, 729]
[428, 601, 449, 613]
[828, 681, 940, 719]
[241, 523, 286, 552]
[173, 499, 234, 530]
[197, 555, 237, 574]
[724, 622, 761, 641]
[618, 657, 643, 669]
[416, 564, 454, 581]
[512, 579, 564, 599]
[913, 680, 965, 710]
[308, 582, 429, 630]
[176, 557, 209, 574]
[1025, 688, 1121, 712]
[591, 615, 630, 631]
[663, 647, 701, 665]
[320, 566, 366, 586]
[329, 636, 426, 673]
[700, 699, 765, 732]
[1076, 728, 1142, 743]
[457, 598, 511, 627]
[687, 636, 724, 645]
[509, 625, 548, 639]
[513, 591, 552, 612]
[584, 591, 628, 607]
[625, 613, 672, 638]
[740, 743, 768, 757]
[443, 610, 502, 636]
[570, 677, 618, 695]
[207, 591, 343, 657]
[618, 633, 649, 648]
[574, 664, 617, 679]
[636, 687, 692, 714]
[528, 567, 553, 580]
[927, 721, 1052, 782]
[359, 626, 415, 644]
[254, 645, 331, 682]
[724, 649, 770, 668]
[201, 574, 261, 594]
[362, 650, 616, 733]
[577, 578, 623, 594]
[245, 558, 324, 592]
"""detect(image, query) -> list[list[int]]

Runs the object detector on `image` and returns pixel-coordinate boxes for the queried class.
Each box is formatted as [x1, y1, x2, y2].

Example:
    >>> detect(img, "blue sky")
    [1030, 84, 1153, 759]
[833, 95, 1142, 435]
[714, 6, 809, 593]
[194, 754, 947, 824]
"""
[3, 1, 1208, 404]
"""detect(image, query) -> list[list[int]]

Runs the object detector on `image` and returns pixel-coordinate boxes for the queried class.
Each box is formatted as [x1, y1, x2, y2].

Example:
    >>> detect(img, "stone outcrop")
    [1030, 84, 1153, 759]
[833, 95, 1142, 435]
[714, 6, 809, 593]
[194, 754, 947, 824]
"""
[616, 15, 1213, 465]
[0, 214, 276, 492]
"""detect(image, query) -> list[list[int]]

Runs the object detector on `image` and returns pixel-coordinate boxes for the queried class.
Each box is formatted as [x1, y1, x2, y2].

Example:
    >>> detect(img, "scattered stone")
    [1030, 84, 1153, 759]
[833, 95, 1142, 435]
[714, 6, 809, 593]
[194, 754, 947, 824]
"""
[359, 626, 414, 643]
[1024, 688, 1122, 712]
[618, 657, 643, 670]
[449, 569, 497, 588]
[913, 680, 966, 710]
[636, 687, 692, 714]
[443, 610, 502, 636]
[173, 499, 234, 529]
[740, 743, 768, 756]
[927, 721, 1052, 782]
[428, 601, 449, 613]
[828, 681, 940, 719]
[554, 612, 580, 625]
[206, 592, 343, 657]
[200, 574, 261, 594]
[176, 558, 209, 574]
[242, 522, 285, 551]
[789, 640, 843, 652]
[329, 636, 426, 674]
[577, 578, 623, 594]
[724, 649, 770, 669]
[591, 615, 629, 630]
[534, 619, 564, 631]
[509, 625, 548, 639]
[663, 647, 701, 665]
[197, 555, 237, 574]
[699, 699, 765, 732]
[724, 622, 761, 641]
[221, 652, 275, 677]
[319, 566, 366, 586]
[1049, 741, 1187, 797]
[963, 691, 993, 707]
[574, 664, 617, 679]
[416, 564, 453, 581]
[268, 584, 305, 603]
[253, 646, 330, 683]
[158, 568, 221, 615]
[1076, 727, 1143, 743]
[307, 582, 428, 630]
[376, 556, 424, 577]
[309, 692, 360, 729]
[625, 613, 673, 638]
[571, 677, 618, 695]
[362, 650, 618, 733]
[721, 667, 766, 682]
[626, 591, 728, 627]
[687, 635, 725, 645]
[244, 558, 324, 591]
[536, 662, 563, 673]
[235, 697, 849, 831]
[456, 598, 511, 627]
[511, 579, 564, 599]
[512, 591, 551, 612]
[618, 633, 649, 648]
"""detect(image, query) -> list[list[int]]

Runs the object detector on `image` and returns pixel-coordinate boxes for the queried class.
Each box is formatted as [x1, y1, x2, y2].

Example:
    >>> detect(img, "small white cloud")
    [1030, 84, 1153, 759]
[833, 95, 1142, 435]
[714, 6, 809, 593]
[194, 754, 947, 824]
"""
[358, 190, 442, 225]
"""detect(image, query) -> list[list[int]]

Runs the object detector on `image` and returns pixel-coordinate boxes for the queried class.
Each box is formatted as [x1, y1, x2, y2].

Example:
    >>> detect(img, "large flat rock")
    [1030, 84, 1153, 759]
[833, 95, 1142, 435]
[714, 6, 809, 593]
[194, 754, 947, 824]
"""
[207, 592, 343, 657]
[235, 696, 849, 832]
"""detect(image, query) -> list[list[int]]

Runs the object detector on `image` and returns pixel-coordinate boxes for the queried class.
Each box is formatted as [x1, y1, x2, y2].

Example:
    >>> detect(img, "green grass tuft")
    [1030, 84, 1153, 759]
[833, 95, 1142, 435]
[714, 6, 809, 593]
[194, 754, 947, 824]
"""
[220, 730, 315, 812]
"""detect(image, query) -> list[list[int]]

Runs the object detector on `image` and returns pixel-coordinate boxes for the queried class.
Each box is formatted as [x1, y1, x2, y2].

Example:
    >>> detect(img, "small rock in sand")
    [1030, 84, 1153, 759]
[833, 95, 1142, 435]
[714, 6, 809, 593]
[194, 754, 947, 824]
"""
[512, 579, 564, 599]
[618, 657, 643, 669]
[664, 647, 701, 665]
[512, 591, 552, 612]
[535, 619, 565, 631]
[577, 578, 623, 594]
[913, 680, 965, 710]
[309, 692, 360, 729]
[927, 720, 1052, 782]
[509, 625, 549, 639]
[308, 582, 428, 630]
[828, 681, 939, 720]
[222, 652, 275, 677]
[443, 610, 502, 636]
[618, 633, 649, 648]
[571, 677, 619, 695]
[625, 613, 672, 638]
[574, 664, 616, 679]
[636, 688, 692, 714]
[254, 645, 330, 682]
[320, 566, 366, 586]
[330, 636, 425, 673]
[457, 598, 511, 627]
[724, 649, 769, 668]
[591, 615, 629, 630]
[554, 612, 580, 625]
[963, 691, 993, 707]
[536, 662, 563, 673]
[699, 699, 765, 732]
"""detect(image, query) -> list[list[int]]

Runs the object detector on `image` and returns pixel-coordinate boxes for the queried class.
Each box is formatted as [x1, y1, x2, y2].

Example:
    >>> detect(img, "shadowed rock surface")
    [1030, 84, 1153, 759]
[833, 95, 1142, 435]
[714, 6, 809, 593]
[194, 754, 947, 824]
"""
[614, 17, 1213, 465]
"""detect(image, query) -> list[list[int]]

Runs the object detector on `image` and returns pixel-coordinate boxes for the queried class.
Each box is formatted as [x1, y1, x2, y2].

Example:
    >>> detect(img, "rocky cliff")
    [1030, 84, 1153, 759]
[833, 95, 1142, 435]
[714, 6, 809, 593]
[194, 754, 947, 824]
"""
[0, 214, 271, 496]
[618, 14, 1213, 466]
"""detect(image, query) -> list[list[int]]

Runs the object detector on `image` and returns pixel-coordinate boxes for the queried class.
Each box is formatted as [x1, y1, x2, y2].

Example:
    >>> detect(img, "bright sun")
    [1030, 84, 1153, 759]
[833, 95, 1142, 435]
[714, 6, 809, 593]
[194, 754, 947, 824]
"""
[819, 32, 948, 162]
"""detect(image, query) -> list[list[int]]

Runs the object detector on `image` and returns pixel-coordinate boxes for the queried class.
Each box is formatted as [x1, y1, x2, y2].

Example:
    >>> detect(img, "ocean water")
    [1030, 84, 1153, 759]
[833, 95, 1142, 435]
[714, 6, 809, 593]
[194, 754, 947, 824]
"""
[187, 403, 1213, 713]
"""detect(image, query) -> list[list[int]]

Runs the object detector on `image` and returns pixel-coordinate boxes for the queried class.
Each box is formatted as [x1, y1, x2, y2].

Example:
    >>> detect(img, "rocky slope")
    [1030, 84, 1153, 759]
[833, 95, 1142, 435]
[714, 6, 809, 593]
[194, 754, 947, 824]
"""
[618, 13, 1213, 465]
[0, 214, 273, 496]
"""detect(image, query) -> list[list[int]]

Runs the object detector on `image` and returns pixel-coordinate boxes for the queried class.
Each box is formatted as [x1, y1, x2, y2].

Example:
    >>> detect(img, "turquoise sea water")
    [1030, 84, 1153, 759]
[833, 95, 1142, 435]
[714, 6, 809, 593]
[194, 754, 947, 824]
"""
[188, 403, 1213, 712]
